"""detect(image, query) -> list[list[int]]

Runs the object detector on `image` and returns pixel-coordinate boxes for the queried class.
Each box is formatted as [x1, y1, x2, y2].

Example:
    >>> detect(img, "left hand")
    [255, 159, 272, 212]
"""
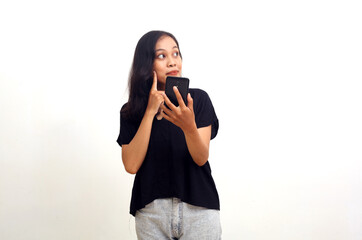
[160, 87, 197, 134]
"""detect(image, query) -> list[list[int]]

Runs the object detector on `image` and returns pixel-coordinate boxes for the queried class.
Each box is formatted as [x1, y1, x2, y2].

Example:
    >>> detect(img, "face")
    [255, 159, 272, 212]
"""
[153, 36, 182, 90]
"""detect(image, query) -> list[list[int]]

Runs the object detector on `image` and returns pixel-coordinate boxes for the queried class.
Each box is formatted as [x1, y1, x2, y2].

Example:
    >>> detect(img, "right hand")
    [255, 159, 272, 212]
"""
[146, 71, 164, 117]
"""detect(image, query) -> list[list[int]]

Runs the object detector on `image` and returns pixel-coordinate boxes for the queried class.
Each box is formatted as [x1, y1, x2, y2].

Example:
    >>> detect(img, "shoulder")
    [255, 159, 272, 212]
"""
[189, 88, 214, 106]
[189, 88, 211, 101]
[120, 102, 128, 112]
[120, 103, 128, 118]
[189, 88, 208, 96]
[120, 102, 140, 125]
[189, 88, 218, 138]
[189, 88, 216, 114]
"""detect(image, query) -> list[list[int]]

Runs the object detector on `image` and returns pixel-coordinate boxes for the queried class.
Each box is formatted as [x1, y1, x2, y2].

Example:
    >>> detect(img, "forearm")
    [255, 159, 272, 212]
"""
[184, 127, 210, 167]
[122, 111, 154, 174]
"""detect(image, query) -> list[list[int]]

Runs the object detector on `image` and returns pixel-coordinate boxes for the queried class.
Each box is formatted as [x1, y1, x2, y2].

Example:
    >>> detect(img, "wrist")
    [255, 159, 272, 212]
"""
[183, 123, 198, 136]
[144, 109, 156, 120]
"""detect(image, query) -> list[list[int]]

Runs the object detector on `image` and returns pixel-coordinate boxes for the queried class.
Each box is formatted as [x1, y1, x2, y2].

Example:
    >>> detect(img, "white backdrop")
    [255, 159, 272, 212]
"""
[1, 0, 361, 239]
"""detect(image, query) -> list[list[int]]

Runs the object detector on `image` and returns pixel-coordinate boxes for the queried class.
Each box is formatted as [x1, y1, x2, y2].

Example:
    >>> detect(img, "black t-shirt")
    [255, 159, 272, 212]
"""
[117, 88, 220, 216]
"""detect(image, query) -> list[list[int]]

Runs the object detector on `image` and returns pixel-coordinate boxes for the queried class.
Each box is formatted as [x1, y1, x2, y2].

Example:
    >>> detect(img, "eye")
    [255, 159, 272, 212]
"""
[173, 52, 179, 57]
[156, 54, 165, 59]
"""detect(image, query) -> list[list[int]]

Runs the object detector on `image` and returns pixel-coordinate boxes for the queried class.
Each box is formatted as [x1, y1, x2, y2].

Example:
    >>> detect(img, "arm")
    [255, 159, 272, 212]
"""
[161, 88, 211, 166]
[122, 72, 164, 174]
[122, 111, 155, 174]
[184, 125, 211, 166]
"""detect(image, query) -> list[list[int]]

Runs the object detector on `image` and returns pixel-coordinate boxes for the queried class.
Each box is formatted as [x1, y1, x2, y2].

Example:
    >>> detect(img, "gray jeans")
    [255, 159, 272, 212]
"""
[135, 198, 221, 240]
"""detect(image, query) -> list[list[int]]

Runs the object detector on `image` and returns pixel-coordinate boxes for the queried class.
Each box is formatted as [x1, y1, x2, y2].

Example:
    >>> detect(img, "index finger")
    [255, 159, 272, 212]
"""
[161, 92, 177, 111]
[152, 71, 158, 90]
[173, 86, 187, 108]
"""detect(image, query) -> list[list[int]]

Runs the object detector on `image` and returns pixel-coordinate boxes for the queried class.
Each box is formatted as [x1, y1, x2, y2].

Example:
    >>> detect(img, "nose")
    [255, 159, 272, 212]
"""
[168, 57, 176, 67]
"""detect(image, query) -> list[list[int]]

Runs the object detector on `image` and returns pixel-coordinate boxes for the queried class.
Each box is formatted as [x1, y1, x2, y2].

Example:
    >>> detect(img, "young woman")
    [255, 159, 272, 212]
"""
[117, 31, 221, 239]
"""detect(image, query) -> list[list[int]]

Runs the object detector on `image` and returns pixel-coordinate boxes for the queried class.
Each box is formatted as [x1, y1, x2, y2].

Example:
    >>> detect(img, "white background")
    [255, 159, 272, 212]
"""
[1, 0, 361, 239]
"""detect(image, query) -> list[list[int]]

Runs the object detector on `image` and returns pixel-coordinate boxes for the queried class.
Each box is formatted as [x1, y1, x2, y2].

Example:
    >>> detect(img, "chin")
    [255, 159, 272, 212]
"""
[166, 74, 180, 78]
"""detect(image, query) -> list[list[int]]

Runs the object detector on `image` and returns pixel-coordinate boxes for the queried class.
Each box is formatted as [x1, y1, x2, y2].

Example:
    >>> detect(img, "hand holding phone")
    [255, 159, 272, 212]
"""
[165, 76, 189, 106]
[161, 76, 196, 133]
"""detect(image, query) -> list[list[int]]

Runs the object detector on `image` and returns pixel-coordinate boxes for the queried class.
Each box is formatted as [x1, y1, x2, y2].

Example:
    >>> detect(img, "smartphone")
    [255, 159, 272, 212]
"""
[165, 76, 190, 106]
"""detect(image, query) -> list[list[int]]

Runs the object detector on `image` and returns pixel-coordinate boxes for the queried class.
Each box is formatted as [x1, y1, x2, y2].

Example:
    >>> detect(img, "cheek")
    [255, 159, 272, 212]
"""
[177, 59, 183, 70]
[153, 68, 166, 82]
[153, 62, 164, 73]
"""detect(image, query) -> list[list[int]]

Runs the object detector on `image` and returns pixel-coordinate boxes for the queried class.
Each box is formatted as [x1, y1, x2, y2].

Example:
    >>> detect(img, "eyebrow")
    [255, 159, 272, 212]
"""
[155, 46, 179, 52]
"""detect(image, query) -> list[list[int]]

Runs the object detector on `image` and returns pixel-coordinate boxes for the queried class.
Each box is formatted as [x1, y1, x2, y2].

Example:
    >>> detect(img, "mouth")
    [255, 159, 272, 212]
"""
[166, 70, 179, 76]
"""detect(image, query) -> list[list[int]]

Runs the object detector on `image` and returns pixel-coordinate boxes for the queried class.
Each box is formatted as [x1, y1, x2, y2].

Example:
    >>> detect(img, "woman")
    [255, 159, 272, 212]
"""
[117, 30, 221, 239]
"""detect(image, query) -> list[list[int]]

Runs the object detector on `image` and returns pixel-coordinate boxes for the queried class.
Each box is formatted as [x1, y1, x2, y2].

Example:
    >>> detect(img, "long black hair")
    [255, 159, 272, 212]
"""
[122, 30, 182, 122]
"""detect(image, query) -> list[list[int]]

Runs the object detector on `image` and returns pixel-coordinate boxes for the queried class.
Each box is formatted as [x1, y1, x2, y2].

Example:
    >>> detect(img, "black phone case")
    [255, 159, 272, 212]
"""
[165, 76, 189, 106]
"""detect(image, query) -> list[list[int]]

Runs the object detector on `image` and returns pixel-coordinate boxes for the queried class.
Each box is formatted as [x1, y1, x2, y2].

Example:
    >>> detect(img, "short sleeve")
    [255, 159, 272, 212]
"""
[116, 105, 139, 146]
[193, 89, 219, 139]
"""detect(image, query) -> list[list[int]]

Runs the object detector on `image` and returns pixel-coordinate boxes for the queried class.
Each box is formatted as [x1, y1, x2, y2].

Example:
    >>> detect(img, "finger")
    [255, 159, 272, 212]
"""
[162, 92, 177, 111]
[173, 86, 186, 108]
[156, 108, 163, 120]
[158, 105, 164, 113]
[160, 110, 174, 124]
[187, 93, 194, 111]
[160, 103, 173, 116]
[152, 71, 158, 90]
